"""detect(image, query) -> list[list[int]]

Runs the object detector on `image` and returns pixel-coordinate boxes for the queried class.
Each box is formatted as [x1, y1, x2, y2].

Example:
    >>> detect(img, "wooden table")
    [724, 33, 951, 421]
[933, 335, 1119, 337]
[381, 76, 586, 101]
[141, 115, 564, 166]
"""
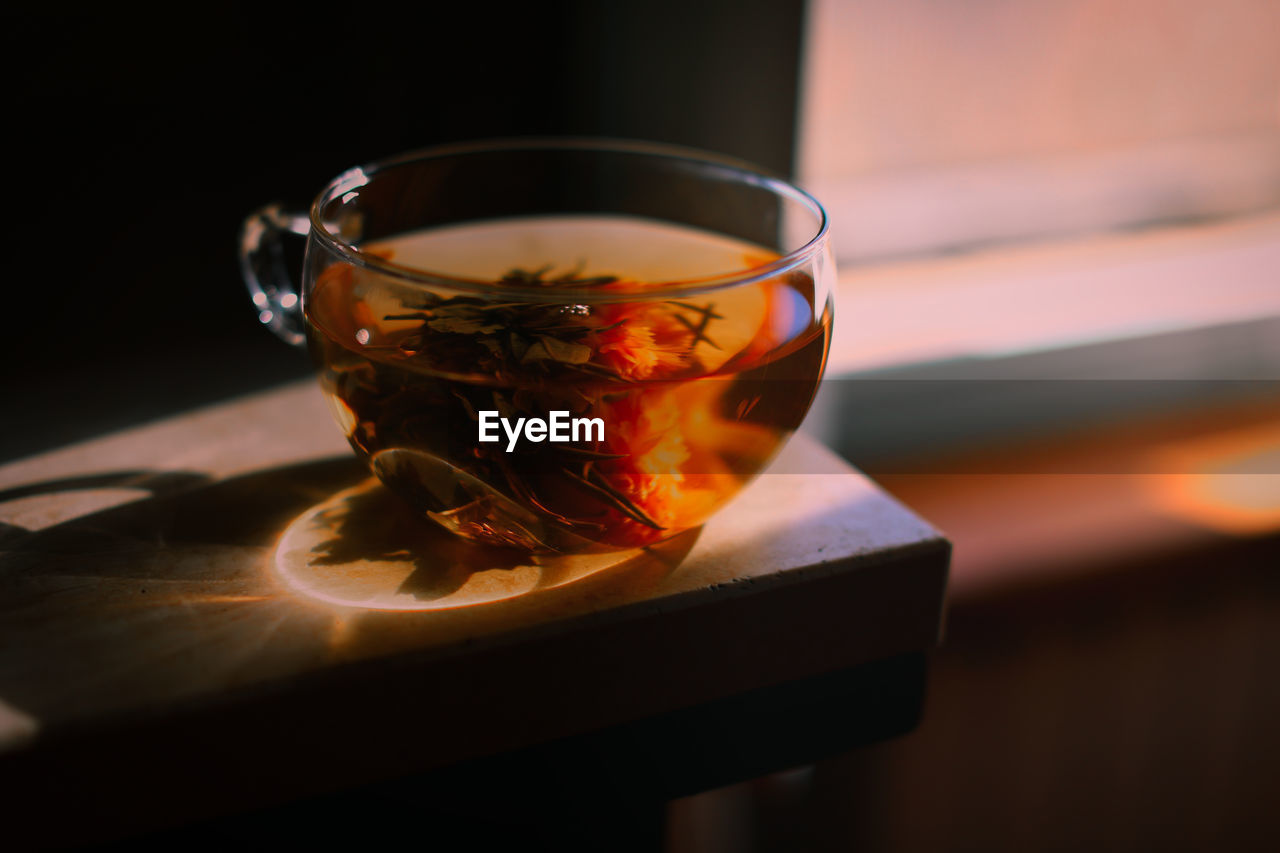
[0, 382, 948, 847]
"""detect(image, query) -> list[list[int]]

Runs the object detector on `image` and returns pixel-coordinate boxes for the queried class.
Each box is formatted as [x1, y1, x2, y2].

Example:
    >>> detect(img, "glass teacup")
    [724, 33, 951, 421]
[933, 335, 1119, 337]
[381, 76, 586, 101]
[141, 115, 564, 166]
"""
[240, 140, 833, 555]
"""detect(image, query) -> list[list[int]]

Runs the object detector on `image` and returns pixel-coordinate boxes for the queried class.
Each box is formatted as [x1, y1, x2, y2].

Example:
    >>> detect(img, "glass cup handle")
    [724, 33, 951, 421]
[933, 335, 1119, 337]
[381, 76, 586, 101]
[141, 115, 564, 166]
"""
[238, 203, 312, 346]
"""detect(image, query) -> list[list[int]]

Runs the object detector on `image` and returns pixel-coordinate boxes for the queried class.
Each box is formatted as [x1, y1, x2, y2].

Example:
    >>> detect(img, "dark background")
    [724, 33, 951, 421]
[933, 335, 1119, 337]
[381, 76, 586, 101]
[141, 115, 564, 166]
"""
[6, 1, 805, 460]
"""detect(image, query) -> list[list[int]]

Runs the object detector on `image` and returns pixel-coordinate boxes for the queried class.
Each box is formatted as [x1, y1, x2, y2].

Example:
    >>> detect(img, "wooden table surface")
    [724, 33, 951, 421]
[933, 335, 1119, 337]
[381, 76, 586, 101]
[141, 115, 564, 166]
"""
[0, 381, 948, 842]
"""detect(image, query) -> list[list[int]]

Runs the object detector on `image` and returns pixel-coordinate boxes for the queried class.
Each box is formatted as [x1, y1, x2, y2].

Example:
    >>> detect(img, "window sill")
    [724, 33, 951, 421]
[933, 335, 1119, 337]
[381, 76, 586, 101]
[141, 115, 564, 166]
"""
[826, 210, 1280, 376]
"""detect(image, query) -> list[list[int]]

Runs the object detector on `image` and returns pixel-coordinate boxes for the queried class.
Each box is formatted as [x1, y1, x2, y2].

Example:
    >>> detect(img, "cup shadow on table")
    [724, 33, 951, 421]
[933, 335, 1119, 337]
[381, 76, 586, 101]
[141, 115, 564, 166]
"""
[282, 475, 698, 611]
[0, 456, 695, 720]
[0, 457, 364, 559]
[1, 456, 694, 600]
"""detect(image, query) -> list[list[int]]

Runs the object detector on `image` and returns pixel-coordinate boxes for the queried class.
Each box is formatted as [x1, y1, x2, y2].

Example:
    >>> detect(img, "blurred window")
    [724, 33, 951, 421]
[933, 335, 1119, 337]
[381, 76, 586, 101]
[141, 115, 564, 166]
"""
[799, 0, 1280, 260]
[797, 0, 1280, 373]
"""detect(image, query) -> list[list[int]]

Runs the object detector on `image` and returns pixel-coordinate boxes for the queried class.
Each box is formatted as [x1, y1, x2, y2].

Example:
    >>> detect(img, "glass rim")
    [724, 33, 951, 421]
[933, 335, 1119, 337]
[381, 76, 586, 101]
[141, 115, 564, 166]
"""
[308, 137, 830, 301]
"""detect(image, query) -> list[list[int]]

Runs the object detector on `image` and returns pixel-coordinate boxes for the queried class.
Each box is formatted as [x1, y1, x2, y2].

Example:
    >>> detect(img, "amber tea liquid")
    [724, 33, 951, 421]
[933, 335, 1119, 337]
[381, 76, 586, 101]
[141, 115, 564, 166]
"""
[306, 215, 831, 553]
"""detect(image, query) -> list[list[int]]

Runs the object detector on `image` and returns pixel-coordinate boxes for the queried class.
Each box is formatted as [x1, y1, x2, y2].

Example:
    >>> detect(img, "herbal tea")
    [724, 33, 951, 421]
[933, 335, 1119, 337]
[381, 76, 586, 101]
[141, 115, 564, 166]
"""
[305, 215, 831, 553]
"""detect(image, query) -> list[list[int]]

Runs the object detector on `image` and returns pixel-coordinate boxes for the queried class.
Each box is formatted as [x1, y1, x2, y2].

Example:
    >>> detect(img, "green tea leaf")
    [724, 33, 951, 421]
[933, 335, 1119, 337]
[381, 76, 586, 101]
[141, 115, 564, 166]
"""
[531, 335, 592, 364]
[428, 316, 504, 335]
